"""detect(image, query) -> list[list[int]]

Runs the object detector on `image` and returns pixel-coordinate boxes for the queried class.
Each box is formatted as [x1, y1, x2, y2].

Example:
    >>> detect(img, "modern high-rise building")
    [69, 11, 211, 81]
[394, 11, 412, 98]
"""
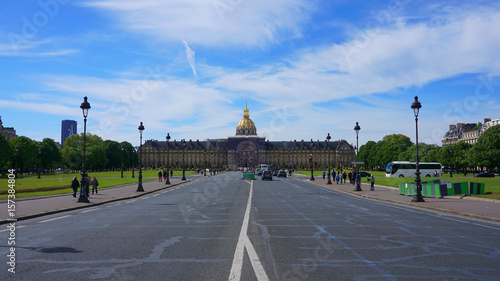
[61, 120, 77, 147]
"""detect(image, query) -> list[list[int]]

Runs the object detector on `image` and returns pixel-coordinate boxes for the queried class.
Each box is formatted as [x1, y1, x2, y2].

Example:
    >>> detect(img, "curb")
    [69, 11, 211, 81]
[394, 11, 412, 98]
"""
[0, 180, 191, 225]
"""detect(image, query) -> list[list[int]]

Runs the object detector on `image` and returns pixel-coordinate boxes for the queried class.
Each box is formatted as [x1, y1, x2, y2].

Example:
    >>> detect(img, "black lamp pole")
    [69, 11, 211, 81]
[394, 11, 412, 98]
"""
[15, 146, 18, 179]
[204, 150, 207, 176]
[309, 153, 315, 181]
[411, 96, 425, 202]
[37, 148, 41, 179]
[181, 139, 186, 180]
[78, 96, 91, 203]
[165, 133, 171, 184]
[326, 133, 332, 184]
[121, 145, 124, 178]
[354, 122, 362, 191]
[449, 147, 453, 178]
[137, 122, 145, 192]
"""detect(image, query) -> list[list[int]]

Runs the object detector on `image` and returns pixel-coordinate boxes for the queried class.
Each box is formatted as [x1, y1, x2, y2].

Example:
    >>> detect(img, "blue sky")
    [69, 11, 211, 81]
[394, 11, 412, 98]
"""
[1, 0, 499, 147]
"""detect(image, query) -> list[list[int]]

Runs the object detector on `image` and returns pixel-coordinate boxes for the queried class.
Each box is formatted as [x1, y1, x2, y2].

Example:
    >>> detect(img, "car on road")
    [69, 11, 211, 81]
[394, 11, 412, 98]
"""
[474, 172, 495, 178]
[272, 170, 278, 176]
[262, 170, 272, 180]
[277, 170, 287, 178]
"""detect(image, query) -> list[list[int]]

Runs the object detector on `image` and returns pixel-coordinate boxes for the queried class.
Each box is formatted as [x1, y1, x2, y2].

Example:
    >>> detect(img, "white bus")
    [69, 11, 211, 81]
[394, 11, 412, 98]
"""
[260, 164, 269, 171]
[386, 161, 442, 177]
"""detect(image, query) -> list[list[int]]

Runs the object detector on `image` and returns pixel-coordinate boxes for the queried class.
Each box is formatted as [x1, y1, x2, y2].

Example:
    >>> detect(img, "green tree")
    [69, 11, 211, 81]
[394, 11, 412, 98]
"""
[62, 133, 103, 170]
[86, 145, 108, 171]
[8, 136, 38, 171]
[471, 125, 500, 171]
[359, 141, 376, 170]
[120, 141, 138, 168]
[102, 140, 122, 170]
[0, 134, 13, 169]
[40, 138, 62, 171]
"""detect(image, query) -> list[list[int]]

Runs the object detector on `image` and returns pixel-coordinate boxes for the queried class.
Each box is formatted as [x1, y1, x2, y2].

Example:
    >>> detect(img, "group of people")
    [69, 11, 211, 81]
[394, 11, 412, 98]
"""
[71, 175, 99, 198]
[158, 170, 173, 182]
[321, 170, 376, 190]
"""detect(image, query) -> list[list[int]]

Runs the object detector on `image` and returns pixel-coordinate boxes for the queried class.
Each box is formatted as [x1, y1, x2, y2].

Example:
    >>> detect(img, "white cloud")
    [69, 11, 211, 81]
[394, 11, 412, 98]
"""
[84, 0, 313, 47]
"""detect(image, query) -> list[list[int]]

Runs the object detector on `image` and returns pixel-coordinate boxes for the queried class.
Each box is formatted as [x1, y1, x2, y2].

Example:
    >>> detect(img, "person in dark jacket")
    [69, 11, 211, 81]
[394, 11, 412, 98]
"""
[71, 177, 79, 198]
[91, 177, 99, 194]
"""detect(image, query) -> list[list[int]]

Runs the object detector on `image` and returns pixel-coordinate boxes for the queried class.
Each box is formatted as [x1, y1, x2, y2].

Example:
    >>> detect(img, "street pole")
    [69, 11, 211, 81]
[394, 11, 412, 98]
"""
[449, 147, 453, 178]
[354, 122, 362, 191]
[78, 97, 91, 203]
[181, 139, 186, 180]
[121, 145, 124, 178]
[326, 133, 332, 184]
[137, 122, 145, 192]
[37, 148, 41, 179]
[165, 133, 170, 184]
[411, 96, 425, 202]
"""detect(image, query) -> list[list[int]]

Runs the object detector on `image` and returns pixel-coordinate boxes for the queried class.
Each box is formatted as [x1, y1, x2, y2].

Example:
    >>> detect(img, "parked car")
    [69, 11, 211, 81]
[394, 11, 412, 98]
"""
[272, 170, 278, 176]
[262, 170, 273, 180]
[474, 172, 495, 178]
[278, 170, 287, 178]
[358, 171, 371, 178]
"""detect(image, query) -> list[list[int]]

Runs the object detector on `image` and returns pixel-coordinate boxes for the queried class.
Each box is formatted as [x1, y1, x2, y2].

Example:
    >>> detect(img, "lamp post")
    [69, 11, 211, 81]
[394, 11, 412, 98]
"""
[15, 146, 18, 179]
[181, 139, 186, 180]
[204, 150, 207, 176]
[78, 96, 91, 203]
[449, 147, 453, 178]
[137, 122, 145, 192]
[165, 133, 171, 184]
[132, 146, 136, 178]
[411, 96, 425, 202]
[326, 133, 332, 184]
[309, 153, 315, 181]
[37, 148, 41, 179]
[354, 122, 362, 191]
[121, 145, 124, 178]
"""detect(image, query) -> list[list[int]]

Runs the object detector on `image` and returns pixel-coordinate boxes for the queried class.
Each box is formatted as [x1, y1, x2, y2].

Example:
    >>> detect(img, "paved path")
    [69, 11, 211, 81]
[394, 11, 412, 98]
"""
[297, 174, 500, 223]
[0, 176, 198, 223]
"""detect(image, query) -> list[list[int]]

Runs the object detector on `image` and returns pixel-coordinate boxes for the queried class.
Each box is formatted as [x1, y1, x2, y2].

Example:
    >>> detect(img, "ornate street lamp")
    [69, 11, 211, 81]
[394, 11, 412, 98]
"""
[204, 150, 207, 176]
[449, 147, 453, 178]
[165, 133, 171, 184]
[309, 153, 315, 181]
[326, 133, 332, 184]
[15, 145, 18, 179]
[137, 122, 145, 192]
[181, 139, 186, 180]
[78, 96, 91, 203]
[411, 96, 425, 202]
[37, 148, 41, 179]
[354, 122, 362, 191]
[121, 145, 124, 178]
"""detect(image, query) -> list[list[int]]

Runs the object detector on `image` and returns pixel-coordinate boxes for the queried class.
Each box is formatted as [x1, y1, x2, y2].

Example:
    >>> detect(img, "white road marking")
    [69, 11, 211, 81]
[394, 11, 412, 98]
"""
[80, 208, 101, 214]
[153, 194, 160, 197]
[228, 180, 269, 281]
[38, 215, 72, 223]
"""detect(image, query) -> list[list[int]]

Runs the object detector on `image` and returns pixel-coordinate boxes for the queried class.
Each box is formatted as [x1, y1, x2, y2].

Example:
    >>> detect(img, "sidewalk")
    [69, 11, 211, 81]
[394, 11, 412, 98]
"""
[297, 174, 500, 223]
[0, 176, 196, 224]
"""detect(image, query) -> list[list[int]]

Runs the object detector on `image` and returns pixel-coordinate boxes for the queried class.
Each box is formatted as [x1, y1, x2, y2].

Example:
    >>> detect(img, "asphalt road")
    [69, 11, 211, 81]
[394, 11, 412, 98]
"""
[1, 172, 499, 280]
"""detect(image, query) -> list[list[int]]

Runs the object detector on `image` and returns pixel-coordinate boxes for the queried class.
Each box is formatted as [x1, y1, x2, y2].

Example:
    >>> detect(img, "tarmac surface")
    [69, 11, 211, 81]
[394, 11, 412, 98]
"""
[1, 173, 499, 224]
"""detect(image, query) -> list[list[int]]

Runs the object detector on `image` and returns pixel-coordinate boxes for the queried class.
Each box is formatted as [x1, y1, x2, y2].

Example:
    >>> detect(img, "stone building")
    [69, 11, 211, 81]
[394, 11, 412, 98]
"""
[0, 116, 17, 140]
[442, 118, 500, 146]
[140, 103, 355, 170]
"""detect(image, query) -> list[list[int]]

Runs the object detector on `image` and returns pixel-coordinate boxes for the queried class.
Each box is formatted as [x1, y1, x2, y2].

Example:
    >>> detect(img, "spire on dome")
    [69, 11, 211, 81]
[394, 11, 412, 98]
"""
[243, 100, 249, 118]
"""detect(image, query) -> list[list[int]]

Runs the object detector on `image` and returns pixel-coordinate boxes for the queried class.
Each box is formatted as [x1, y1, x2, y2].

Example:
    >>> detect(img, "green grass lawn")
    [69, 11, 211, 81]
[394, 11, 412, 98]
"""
[0, 170, 195, 200]
[294, 170, 500, 199]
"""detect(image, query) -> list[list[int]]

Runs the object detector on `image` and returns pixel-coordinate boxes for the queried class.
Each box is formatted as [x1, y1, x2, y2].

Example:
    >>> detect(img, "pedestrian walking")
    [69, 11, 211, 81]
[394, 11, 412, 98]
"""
[322, 171, 325, 179]
[370, 175, 375, 191]
[336, 173, 339, 184]
[71, 176, 79, 198]
[91, 177, 99, 194]
[170, 169, 173, 177]
[343, 172, 347, 184]
[163, 170, 167, 181]
[158, 170, 162, 182]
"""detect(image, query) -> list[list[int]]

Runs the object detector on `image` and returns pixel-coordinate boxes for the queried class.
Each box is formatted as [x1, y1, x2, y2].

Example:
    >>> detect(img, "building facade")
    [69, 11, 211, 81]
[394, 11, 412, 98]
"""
[0, 116, 17, 140]
[140, 104, 355, 170]
[442, 118, 500, 146]
[61, 120, 77, 147]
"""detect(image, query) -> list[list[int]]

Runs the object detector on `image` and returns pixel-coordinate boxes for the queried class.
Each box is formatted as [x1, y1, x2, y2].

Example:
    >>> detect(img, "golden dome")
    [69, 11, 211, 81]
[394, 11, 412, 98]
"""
[236, 101, 257, 135]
